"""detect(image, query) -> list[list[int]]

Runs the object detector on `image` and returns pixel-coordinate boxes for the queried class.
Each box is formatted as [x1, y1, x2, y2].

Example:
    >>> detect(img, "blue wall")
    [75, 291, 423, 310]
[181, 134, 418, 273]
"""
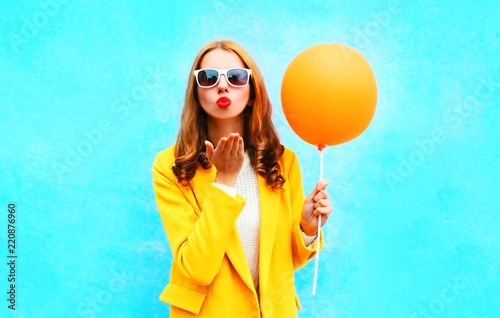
[1, 1, 498, 317]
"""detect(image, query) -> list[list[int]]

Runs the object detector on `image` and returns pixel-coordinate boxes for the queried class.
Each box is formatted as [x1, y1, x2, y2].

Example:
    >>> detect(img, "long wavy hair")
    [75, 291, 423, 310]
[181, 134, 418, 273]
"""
[172, 40, 285, 191]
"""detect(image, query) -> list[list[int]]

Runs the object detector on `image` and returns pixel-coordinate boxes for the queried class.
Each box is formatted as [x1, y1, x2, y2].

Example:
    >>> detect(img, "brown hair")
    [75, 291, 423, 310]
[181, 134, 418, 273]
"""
[172, 40, 284, 191]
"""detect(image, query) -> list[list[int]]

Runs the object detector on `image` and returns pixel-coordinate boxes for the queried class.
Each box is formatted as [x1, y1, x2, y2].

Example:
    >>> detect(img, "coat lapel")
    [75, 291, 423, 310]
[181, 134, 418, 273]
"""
[225, 222, 256, 292]
[257, 174, 281, 294]
[182, 165, 281, 295]
[187, 166, 257, 293]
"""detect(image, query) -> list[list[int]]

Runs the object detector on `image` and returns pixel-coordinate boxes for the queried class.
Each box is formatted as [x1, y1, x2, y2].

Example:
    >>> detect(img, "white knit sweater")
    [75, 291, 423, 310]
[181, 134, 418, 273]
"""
[214, 152, 318, 293]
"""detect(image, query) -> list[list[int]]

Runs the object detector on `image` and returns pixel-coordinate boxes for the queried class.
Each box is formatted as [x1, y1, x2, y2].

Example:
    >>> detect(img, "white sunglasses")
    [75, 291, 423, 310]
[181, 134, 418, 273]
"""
[193, 68, 252, 88]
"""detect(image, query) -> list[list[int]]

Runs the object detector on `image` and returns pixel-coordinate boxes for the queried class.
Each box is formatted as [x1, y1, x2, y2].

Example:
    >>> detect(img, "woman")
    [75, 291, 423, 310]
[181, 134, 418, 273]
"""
[152, 40, 333, 317]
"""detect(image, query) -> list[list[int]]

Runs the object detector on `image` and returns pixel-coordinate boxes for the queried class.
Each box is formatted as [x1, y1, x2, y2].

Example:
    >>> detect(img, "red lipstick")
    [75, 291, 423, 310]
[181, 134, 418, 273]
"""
[217, 96, 232, 108]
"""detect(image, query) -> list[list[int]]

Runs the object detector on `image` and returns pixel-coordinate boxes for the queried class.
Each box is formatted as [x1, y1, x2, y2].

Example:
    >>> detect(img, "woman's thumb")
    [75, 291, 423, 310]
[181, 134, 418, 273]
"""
[305, 180, 327, 202]
[305, 187, 320, 202]
[205, 140, 214, 160]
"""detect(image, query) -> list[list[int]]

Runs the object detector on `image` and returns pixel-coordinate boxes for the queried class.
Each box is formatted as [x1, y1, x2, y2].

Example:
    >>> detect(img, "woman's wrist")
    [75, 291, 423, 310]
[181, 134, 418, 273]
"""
[213, 182, 237, 197]
[300, 223, 318, 237]
[214, 172, 238, 187]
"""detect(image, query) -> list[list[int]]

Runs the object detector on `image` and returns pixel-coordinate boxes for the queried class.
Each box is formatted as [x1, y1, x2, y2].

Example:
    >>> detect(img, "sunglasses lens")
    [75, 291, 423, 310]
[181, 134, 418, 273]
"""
[197, 69, 219, 87]
[227, 69, 249, 86]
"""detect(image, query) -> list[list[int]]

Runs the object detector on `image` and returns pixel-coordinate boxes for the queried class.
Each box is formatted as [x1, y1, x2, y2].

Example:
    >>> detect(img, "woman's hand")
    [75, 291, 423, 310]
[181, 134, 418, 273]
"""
[300, 180, 333, 236]
[205, 133, 244, 187]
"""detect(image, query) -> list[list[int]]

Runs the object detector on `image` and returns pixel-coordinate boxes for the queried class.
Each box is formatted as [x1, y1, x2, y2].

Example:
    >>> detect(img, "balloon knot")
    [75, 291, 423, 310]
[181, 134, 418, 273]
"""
[318, 144, 326, 151]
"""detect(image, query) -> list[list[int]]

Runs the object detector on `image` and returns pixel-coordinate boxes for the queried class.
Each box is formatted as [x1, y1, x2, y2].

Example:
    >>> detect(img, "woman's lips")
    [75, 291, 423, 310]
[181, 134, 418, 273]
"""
[217, 96, 232, 108]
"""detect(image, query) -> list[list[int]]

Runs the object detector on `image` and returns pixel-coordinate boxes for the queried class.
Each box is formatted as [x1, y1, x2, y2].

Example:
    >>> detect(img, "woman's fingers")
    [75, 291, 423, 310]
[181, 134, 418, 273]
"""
[314, 189, 329, 202]
[314, 198, 330, 209]
[232, 136, 240, 154]
[213, 133, 244, 157]
[223, 133, 243, 154]
[225, 134, 236, 152]
[237, 137, 244, 154]
[230, 134, 243, 155]
[306, 179, 329, 202]
[314, 206, 332, 217]
[316, 179, 328, 191]
[216, 137, 228, 153]
[313, 189, 332, 216]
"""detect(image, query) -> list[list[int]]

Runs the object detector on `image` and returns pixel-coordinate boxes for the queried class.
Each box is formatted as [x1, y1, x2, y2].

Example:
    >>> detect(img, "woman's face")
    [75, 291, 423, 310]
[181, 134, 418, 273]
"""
[196, 48, 251, 121]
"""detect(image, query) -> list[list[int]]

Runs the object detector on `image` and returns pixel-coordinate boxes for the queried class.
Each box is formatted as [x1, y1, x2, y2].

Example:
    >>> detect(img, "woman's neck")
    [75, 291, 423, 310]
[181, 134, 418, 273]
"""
[207, 115, 244, 145]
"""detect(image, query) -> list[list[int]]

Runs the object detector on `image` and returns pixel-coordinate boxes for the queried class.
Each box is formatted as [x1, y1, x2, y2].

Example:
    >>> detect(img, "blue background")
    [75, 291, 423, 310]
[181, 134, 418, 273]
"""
[1, 0, 499, 317]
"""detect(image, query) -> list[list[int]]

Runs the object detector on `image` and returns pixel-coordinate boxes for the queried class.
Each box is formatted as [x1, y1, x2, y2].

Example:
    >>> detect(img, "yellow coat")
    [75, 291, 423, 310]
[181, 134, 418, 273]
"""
[152, 145, 324, 317]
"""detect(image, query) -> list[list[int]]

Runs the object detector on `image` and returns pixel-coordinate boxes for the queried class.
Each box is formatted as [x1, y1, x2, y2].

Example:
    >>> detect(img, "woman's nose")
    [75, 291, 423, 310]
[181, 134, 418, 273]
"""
[218, 74, 229, 92]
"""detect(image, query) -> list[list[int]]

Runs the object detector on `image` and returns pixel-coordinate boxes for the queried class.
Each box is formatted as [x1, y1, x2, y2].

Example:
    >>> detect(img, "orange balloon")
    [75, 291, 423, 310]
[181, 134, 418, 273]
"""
[281, 43, 377, 147]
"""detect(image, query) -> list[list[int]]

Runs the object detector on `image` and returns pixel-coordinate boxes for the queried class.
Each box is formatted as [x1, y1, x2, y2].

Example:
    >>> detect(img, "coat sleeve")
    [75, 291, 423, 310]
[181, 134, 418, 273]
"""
[152, 151, 246, 286]
[287, 150, 324, 271]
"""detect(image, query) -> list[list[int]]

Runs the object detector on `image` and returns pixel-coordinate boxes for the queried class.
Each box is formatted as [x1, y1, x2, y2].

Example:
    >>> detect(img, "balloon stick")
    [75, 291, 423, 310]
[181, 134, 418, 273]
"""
[312, 145, 325, 295]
